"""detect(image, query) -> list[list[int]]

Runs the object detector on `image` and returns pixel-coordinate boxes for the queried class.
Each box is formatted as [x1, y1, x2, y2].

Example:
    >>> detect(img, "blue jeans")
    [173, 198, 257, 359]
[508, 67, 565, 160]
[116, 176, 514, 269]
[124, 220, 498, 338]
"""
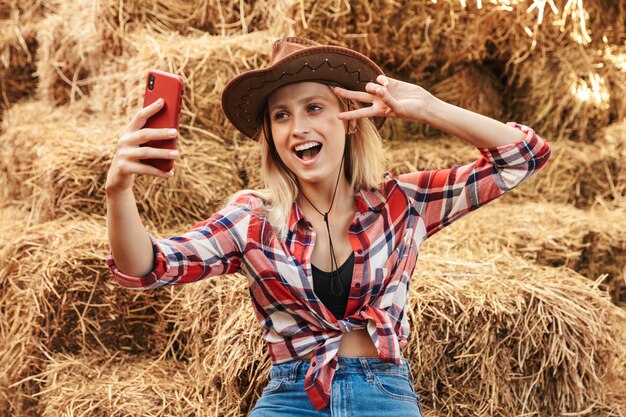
[248, 356, 423, 416]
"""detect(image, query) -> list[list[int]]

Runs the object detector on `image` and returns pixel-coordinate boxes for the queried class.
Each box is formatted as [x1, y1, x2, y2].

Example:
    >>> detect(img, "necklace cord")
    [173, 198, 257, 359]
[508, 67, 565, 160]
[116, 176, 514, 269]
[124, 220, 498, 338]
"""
[298, 151, 346, 296]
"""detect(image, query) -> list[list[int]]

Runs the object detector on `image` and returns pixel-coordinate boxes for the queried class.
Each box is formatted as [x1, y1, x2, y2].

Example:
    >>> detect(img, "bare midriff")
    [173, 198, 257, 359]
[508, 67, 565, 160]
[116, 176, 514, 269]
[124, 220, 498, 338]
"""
[300, 328, 379, 360]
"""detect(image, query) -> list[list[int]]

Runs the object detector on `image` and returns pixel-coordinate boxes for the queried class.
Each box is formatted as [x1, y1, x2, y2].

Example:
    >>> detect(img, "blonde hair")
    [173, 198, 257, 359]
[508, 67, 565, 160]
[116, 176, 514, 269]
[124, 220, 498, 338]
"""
[228, 84, 386, 239]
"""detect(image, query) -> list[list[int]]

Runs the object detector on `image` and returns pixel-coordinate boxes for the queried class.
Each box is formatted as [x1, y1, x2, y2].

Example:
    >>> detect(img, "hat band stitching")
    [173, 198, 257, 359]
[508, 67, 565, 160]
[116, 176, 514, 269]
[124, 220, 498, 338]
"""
[235, 58, 375, 116]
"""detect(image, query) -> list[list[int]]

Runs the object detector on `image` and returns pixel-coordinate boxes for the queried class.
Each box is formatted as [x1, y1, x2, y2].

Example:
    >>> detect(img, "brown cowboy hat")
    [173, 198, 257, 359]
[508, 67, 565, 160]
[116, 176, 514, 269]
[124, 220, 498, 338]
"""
[221, 37, 386, 139]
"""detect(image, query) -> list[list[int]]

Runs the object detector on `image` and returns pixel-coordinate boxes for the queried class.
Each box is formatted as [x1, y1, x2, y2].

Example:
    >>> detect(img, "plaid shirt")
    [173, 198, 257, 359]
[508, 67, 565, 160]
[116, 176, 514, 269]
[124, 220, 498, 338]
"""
[107, 122, 550, 411]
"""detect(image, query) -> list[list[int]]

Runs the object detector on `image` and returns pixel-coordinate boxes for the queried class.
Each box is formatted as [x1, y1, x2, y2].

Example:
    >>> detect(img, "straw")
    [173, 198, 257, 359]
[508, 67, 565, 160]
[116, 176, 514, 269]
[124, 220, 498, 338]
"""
[37, 351, 220, 417]
[0, 100, 242, 230]
[0, 215, 185, 415]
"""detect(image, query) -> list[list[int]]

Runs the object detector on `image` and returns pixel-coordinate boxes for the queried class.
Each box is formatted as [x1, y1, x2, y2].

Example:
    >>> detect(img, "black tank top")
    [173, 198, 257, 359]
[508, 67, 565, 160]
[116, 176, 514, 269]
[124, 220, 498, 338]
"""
[311, 252, 355, 320]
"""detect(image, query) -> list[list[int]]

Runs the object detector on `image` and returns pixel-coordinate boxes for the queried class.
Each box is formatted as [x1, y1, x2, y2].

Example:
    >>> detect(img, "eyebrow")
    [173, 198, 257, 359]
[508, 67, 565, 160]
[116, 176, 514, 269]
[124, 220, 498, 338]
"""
[268, 95, 329, 112]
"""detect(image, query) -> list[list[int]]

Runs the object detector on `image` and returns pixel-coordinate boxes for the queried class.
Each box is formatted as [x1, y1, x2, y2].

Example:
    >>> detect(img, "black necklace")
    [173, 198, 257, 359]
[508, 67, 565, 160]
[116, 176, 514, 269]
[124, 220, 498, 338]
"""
[298, 152, 346, 296]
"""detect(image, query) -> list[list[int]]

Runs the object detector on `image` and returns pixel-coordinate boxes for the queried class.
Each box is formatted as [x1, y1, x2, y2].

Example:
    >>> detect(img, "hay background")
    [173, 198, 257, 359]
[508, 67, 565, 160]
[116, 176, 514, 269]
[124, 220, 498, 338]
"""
[0, 0, 625, 416]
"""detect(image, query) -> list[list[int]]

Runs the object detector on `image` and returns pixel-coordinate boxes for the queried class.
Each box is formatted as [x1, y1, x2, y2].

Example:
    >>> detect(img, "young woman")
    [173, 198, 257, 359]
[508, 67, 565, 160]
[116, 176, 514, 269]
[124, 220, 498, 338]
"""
[105, 37, 551, 416]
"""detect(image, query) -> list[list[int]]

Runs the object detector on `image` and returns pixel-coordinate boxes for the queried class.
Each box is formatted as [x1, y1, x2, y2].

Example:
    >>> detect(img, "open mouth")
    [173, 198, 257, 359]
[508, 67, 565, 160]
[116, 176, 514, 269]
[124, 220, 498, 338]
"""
[294, 143, 322, 162]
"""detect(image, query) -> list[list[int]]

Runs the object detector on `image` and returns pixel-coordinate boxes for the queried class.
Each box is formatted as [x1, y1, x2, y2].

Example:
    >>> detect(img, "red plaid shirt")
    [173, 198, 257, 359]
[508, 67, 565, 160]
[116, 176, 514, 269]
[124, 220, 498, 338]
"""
[107, 122, 550, 410]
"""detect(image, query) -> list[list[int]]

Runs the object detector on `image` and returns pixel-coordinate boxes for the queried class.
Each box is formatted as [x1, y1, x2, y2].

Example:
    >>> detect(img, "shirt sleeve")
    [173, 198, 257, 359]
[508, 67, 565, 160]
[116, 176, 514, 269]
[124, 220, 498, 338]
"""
[106, 195, 253, 289]
[396, 122, 551, 240]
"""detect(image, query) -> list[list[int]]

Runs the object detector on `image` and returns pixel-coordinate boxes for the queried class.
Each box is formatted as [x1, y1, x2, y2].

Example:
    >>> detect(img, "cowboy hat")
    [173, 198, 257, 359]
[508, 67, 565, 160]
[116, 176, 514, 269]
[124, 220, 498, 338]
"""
[221, 37, 386, 139]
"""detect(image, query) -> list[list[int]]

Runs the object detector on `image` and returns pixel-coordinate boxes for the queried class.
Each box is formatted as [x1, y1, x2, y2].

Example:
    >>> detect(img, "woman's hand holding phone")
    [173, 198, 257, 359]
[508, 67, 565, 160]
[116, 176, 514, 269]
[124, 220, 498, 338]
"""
[106, 69, 184, 195]
[105, 98, 179, 194]
[105, 71, 184, 278]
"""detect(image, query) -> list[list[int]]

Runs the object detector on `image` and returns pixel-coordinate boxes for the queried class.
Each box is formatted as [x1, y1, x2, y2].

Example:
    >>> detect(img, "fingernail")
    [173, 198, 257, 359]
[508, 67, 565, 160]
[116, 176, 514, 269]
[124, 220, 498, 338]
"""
[167, 170, 174, 176]
[168, 129, 177, 136]
[157, 98, 164, 104]
[169, 150, 179, 157]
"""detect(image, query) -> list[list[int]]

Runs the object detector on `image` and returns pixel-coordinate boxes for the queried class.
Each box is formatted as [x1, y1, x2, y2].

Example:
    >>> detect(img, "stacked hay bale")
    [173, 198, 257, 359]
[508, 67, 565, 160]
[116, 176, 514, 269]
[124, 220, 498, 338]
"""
[0, 100, 242, 229]
[0, 1, 624, 417]
[0, 216, 188, 415]
[0, 0, 50, 117]
[89, 30, 276, 143]
[406, 253, 624, 416]
[37, 353, 218, 417]
[424, 200, 626, 308]
[287, 0, 626, 142]
[96, 0, 292, 36]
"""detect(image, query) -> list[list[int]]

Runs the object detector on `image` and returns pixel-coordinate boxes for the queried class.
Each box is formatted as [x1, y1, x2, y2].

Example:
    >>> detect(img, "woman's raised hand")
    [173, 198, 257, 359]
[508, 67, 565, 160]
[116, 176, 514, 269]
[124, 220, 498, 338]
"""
[333, 75, 434, 122]
[105, 98, 179, 194]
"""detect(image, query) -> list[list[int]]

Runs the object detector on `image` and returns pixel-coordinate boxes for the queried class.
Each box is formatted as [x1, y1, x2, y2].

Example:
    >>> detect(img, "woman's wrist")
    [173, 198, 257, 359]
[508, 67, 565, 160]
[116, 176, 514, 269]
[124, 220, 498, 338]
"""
[418, 94, 446, 126]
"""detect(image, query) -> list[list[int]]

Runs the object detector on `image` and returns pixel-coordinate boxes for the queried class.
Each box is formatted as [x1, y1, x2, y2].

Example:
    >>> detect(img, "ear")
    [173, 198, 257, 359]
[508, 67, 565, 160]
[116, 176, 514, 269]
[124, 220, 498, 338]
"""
[347, 120, 358, 135]
[343, 103, 353, 133]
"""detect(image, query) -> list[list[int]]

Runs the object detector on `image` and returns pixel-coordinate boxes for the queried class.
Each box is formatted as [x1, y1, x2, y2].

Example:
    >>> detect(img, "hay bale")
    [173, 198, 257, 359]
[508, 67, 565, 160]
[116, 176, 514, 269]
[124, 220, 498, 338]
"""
[424, 200, 626, 306]
[0, 100, 242, 229]
[89, 30, 275, 143]
[0, 216, 184, 415]
[173, 249, 624, 416]
[98, 0, 292, 37]
[33, 1, 293, 107]
[395, 63, 506, 139]
[575, 207, 626, 306]
[233, 139, 262, 189]
[287, 0, 618, 76]
[288, 0, 625, 142]
[0, 205, 36, 416]
[506, 39, 612, 142]
[35, 0, 126, 105]
[602, 42, 626, 122]
[0, 18, 38, 116]
[38, 352, 220, 417]
[175, 273, 269, 416]
[428, 63, 505, 126]
[384, 134, 624, 208]
[0, 0, 50, 116]
[405, 253, 625, 416]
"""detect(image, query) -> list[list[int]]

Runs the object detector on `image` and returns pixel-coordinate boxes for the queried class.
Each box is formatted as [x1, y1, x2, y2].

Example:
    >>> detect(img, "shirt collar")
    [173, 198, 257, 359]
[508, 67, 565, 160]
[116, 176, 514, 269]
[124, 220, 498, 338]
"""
[355, 188, 386, 214]
[288, 188, 386, 233]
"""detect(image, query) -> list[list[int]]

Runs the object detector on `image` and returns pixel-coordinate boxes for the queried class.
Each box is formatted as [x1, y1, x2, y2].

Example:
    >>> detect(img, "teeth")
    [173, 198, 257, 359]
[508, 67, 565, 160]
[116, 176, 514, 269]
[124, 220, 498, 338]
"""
[294, 142, 321, 152]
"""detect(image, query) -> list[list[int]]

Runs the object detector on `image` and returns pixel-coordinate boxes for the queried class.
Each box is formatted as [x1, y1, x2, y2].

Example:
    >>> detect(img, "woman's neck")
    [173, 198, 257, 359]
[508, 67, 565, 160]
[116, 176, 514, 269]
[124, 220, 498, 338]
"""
[296, 175, 355, 218]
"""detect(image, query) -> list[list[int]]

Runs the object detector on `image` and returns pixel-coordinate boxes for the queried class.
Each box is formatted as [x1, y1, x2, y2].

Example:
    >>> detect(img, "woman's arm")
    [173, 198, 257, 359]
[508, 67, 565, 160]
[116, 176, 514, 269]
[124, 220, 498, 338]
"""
[334, 75, 550, 240]
[106, 101, 249, 289]
[105, 99, 180, 278]
[333, 74, 525, 147]
[106, 187, 155, 277]
[419, 96, 526, 148]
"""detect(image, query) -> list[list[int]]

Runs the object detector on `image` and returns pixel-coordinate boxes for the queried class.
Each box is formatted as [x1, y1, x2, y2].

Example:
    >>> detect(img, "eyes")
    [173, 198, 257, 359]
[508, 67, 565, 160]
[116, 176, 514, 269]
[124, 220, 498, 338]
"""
[272, 104, 322, 121]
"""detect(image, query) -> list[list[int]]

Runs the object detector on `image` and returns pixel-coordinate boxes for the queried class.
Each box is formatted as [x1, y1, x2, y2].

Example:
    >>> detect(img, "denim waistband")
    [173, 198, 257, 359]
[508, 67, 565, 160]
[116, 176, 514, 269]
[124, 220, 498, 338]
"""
[269, 356, 412, 382]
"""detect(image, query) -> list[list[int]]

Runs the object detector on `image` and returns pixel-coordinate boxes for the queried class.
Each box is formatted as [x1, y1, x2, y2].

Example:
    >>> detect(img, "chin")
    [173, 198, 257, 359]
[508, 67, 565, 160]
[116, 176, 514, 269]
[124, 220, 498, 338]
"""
[294, 171, 326, 184]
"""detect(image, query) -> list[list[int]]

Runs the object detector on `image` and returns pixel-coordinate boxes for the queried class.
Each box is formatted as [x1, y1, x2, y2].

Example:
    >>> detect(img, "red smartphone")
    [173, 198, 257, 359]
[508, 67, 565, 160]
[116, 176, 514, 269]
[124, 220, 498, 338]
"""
[140, 69, 184, 172]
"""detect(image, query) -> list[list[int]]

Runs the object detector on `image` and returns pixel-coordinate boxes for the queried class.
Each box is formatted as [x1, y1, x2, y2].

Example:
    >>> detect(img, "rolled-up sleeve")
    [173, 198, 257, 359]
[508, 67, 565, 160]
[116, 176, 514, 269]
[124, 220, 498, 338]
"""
[396, 122, 551, 239]
[106, 198, 252, 289]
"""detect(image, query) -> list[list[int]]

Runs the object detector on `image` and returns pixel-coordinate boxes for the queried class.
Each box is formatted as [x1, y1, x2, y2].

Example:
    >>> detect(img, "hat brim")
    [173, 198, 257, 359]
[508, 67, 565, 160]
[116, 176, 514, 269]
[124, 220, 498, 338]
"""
[221, 45, 386, 139]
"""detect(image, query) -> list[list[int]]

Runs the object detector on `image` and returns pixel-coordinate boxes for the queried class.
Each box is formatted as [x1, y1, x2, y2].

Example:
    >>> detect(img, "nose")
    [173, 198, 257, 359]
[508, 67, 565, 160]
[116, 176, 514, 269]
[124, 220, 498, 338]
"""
[291, 115, 310, 138]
